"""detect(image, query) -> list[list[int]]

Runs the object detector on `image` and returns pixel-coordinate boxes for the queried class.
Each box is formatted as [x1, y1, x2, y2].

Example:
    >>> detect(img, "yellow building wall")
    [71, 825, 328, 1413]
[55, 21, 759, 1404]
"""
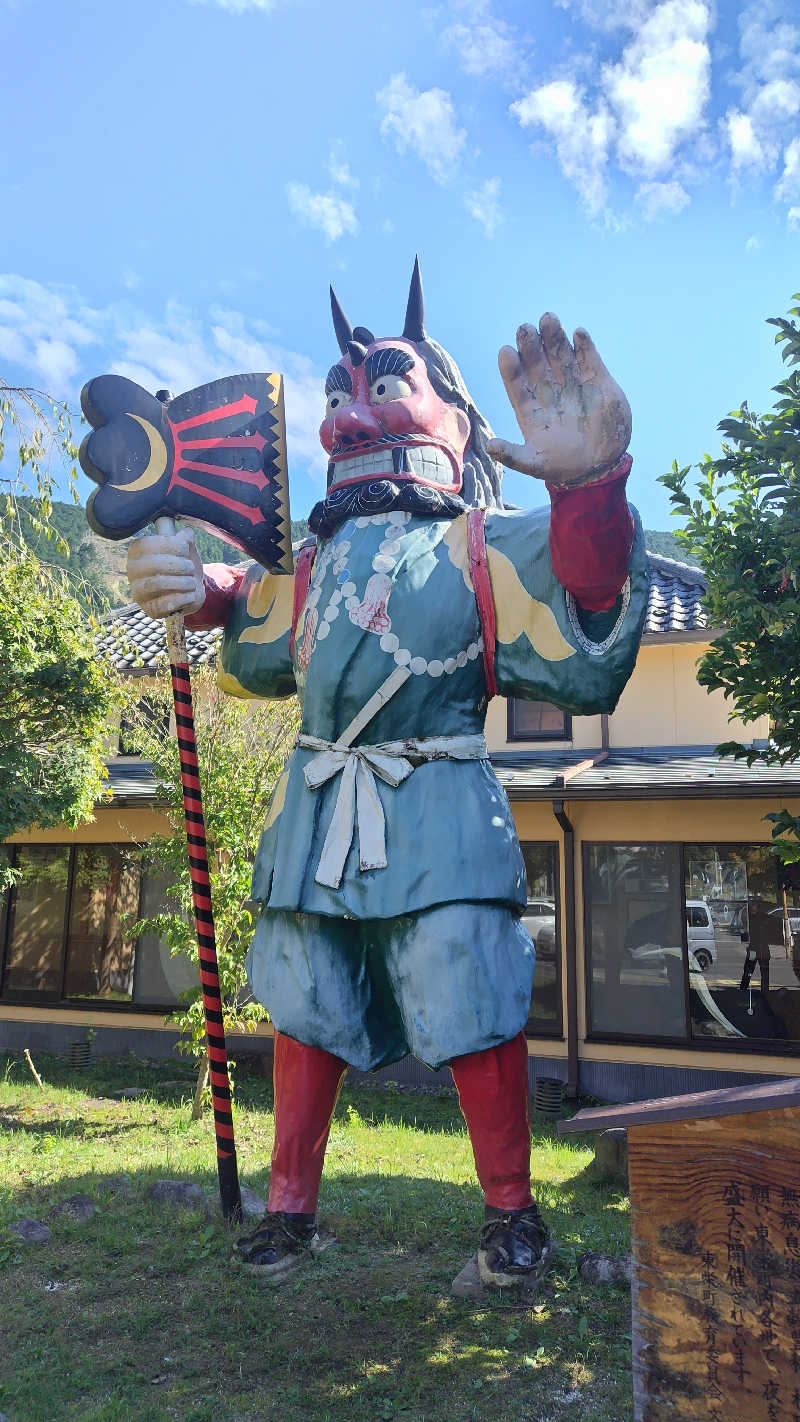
[6, 806, 172, 845]
[484, 639, 770, 753]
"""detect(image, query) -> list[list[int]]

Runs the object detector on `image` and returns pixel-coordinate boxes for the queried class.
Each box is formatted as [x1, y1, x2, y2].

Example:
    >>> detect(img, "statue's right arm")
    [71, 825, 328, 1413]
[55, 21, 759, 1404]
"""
[126, 529, 245, 628]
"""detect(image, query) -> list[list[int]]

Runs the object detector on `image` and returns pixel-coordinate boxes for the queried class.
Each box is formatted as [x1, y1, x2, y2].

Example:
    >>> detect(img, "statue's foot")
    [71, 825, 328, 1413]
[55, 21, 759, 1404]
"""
[477, 1202, 555, 1289]
[232, 1210, 335, 1281]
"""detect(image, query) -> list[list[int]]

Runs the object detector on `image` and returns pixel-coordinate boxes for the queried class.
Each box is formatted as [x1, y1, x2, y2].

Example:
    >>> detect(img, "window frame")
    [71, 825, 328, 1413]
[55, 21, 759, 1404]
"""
[0, 843, 185, 1014]
[506, 699, 572, 743]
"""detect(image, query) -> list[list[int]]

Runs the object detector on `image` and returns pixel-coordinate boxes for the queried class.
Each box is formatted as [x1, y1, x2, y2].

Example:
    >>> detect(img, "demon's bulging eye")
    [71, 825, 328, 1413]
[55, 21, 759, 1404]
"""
[369, 373, 412, 405]
[326, 390, 354, 415]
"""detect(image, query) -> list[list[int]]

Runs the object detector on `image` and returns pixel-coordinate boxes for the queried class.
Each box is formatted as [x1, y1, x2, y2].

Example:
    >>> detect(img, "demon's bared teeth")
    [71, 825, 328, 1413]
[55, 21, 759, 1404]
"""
[407, 446, 454, 485]
[391, 446, 409, 475]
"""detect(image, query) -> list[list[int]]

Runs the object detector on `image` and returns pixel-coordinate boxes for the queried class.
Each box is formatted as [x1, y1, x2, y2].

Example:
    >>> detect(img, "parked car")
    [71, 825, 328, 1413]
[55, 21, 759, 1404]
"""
[624, 900, 717, 973]
[685, 900, 716, 972]
[523, 900, 556, 957]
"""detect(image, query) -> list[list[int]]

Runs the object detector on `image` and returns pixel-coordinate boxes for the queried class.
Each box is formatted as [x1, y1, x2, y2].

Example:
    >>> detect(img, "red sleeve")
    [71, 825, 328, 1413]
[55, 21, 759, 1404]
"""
[546, 454, 634, 612]
[183, 563, 247, 631]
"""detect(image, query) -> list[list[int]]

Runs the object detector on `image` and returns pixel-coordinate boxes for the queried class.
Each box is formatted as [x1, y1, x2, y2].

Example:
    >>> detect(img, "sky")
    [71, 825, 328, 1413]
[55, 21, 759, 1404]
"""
[1, 0, 798, 530]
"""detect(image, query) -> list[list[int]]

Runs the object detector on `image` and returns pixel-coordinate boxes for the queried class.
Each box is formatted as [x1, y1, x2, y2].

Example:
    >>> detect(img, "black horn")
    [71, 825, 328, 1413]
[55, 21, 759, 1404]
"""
[330, 286, 353, 355]
[402, 256, 426, 342]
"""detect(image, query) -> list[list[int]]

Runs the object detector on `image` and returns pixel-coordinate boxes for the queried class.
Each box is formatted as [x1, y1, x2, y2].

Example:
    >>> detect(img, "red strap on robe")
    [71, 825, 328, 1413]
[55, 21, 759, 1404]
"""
[466, 508, 498, 700]
[546, 454, 634, 612]
[290, 542, 317, 661]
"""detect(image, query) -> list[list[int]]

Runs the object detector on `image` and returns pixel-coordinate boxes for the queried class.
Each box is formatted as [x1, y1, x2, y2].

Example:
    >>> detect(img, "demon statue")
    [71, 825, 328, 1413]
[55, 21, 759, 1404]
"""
[126, 262, 648, 1287]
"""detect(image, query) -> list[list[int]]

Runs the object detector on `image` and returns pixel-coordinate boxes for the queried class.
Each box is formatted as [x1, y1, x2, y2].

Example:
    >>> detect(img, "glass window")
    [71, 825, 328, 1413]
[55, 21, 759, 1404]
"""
[63, 846, 140, 1000]
[1, 846, 70, 996]
[585, 844, 686, 1040]
[508, 700, 571, 742]
[132, 870, 199, 1006]
[685, 844, 800, 1047]
[521, 842, 562, 1036]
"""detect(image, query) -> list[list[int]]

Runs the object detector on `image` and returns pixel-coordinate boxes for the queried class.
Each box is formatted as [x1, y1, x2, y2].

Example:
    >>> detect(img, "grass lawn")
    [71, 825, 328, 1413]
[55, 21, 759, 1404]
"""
[0, 1053, 632, 1422]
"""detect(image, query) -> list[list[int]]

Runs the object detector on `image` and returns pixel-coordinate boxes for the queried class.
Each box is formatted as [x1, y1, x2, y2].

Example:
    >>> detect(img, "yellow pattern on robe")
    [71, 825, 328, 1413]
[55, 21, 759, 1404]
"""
[216, 567, 296, 699]
[444, 517, 575, 661]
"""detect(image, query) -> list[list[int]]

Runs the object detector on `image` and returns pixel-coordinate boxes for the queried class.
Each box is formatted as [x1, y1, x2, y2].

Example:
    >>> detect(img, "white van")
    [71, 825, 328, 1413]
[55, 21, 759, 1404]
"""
[685, 900, 716, 970]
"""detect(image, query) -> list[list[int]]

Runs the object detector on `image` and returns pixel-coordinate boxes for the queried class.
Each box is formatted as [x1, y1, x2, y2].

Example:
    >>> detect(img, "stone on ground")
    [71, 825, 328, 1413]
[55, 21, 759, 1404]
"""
[105, 1173, 133, 1196]
[50, 1194, 97, 1223]
[578, 1250, 631, 1285]
[9, 1218, 52, 1244]
[113, 1087, 149, 1099]
[451, 1251, 555, 1300]
[592, 1127, 628, 1184]
[148, 1180, 207, 1209]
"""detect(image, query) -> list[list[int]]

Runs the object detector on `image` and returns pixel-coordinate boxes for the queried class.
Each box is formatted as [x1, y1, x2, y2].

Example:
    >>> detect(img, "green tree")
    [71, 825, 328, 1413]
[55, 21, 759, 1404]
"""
[125, 667, 299, 1081]
[0, 381, 121, 890]
[661, 295, 800, 861]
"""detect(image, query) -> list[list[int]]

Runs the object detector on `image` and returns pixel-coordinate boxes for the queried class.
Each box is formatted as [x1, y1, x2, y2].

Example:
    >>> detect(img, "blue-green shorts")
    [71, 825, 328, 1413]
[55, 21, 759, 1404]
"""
[246, 902, 535, 1072]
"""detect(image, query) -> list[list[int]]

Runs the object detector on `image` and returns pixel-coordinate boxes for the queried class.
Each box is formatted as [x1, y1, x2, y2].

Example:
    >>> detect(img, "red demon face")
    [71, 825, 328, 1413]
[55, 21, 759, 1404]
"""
[319, 338, 471, 495]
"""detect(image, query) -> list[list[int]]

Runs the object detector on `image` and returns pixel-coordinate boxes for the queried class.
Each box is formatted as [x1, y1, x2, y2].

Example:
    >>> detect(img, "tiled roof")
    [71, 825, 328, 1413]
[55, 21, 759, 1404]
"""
[96, 603, 221, 670]
[112, 746, 800, 806]
[644, 552, 707, 637]
[491, 745, 800, 800]
[97, 549, 709, 670]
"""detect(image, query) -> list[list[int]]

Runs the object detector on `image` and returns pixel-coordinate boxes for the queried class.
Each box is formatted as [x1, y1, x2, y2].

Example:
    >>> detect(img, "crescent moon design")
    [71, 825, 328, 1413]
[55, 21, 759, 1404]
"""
[113, 414, 168, 492]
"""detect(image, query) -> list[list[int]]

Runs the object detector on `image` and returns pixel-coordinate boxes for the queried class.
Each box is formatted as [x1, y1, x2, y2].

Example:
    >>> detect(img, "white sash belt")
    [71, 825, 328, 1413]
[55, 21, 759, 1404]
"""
[298, 732, 488, 890]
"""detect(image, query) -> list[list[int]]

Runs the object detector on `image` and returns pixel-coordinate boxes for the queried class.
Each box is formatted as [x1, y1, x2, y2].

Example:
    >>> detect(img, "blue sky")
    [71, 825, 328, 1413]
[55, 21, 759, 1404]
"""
[1, 0, 798, 528]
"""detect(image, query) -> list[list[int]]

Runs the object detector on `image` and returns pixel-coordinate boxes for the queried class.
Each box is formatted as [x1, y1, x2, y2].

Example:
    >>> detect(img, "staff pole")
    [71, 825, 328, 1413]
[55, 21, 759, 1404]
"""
[154, 504, 242, 1224]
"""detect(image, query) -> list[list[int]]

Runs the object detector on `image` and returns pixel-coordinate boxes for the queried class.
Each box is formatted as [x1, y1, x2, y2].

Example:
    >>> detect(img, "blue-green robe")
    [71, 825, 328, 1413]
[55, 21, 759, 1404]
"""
[218, 505, 648, 922]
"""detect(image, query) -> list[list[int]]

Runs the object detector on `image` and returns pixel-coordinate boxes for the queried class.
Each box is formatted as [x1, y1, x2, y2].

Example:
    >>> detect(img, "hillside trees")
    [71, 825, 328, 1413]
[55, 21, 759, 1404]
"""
[0, 381, 120, 888]
[661, 296, 800, 861]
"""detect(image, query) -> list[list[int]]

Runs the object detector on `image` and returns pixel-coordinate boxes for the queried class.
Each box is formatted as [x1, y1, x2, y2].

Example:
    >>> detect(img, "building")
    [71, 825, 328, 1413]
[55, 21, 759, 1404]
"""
[2, 551, 800, 1101]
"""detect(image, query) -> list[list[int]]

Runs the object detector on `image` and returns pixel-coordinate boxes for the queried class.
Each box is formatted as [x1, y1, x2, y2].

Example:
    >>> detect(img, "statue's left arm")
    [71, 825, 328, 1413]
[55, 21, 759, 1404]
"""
[481, 314, 646, 712]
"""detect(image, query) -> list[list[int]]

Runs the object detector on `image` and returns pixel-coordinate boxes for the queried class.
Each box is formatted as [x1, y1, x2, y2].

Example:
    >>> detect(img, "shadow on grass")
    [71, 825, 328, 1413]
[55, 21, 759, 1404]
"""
[0, 1157, 631, 1422]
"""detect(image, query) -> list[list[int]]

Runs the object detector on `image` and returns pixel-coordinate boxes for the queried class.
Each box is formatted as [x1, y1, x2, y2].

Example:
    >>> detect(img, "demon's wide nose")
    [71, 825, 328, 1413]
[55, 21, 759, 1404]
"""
[332, 402, 383, 448]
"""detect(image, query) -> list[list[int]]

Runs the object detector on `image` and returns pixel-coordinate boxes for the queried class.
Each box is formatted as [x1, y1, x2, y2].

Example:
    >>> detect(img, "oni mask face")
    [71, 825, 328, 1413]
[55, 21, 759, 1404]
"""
[319, 338, 470, 495]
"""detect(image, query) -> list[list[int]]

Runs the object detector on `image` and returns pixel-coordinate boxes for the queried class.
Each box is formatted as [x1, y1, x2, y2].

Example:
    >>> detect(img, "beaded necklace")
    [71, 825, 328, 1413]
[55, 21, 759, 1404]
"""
[303, 512, 483, 678]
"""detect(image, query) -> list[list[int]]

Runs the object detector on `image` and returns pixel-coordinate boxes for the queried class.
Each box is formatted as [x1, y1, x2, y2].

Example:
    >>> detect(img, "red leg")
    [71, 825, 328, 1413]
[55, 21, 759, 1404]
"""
[267, 1031, 348, 1215]
[450, 1032, 534, 1211]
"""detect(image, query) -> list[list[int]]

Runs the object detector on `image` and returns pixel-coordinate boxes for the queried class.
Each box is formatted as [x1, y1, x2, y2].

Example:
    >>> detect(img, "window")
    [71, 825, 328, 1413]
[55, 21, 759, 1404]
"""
[0, 845, 197, 1009]
[507, 700, 571, 742]
[584, 840, 800, 1051]
[685, 844, 800, 1048]
[585, 844, 686, 1041]
[521, 842, 562, 1036]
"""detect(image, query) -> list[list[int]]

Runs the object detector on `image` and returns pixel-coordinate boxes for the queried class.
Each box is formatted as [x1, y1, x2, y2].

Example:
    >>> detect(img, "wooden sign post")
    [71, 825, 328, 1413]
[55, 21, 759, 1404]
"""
[560, 1079, 800, 1421]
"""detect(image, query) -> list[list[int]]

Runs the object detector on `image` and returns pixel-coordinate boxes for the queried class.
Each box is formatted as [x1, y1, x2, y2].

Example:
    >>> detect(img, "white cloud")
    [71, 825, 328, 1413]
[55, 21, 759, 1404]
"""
[464, 177, 502, 235]
[285, 183, 358, 243]
[511, 79, 614, 214]
[0, 275, 329, 480]
[776, 136, 800, 202]
[603, 0, 712, 176]
[788, 206, 800, 228]
[188, 0, 278, 11]
[635, 178, 690, 217]
[745, 234, 760, 250]
[377, 73, 466, 184]
[724, 2, 800, 211]
[442, 1, 521, 83]
[553, 0, 660, 31]
[725, 110, 766, 171]
[328, 141, 359, 190]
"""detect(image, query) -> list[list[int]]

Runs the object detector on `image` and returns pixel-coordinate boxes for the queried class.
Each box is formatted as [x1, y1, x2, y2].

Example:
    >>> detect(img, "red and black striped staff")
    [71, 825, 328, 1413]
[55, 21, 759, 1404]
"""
[155, 511, 242, 1224]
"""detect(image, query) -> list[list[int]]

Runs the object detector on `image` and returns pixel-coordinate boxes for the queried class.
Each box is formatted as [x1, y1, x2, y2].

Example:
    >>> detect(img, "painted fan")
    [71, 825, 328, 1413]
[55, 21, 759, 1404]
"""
[79, 372, 293, 572]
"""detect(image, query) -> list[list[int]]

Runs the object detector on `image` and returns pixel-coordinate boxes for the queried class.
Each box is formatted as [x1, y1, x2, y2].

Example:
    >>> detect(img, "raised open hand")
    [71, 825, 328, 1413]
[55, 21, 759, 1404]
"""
[487, 314, 631, 486]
